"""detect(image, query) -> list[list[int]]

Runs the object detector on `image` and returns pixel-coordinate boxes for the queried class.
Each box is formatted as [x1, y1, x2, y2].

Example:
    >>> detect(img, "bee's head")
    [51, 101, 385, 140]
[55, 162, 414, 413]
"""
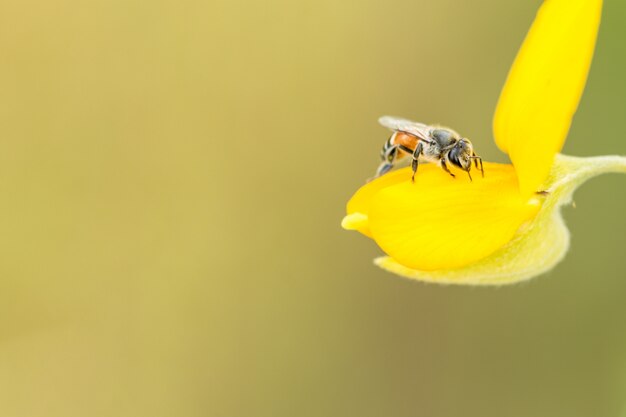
[448, 138, 474, 172]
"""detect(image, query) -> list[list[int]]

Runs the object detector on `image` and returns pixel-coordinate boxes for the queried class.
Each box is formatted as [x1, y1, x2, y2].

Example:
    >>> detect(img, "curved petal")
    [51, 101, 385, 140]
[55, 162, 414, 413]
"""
[376, 154, 626, 285]
[343, 163, 541, 271]
[343, 169, 409, 237]
[493, 0, 602, 198]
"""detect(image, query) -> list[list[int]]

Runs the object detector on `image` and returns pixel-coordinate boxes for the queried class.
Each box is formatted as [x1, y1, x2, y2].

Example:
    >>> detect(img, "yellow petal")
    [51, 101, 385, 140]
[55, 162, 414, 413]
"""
[493, 0, 602, 198]
[341, 212, 370, 237]
[344, 163, 541, 271]
[375, 154, 626, 285]
[343, 169, 410, 237]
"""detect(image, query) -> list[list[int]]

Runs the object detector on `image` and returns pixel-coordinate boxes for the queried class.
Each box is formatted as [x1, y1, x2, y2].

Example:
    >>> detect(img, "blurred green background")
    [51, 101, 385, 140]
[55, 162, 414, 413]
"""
[0, 0, 625, 416]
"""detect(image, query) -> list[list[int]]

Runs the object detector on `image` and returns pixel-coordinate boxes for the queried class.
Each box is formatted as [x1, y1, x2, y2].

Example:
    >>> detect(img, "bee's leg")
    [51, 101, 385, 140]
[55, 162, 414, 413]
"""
[373, 146, 398, 179]
[375, 161, 394, 178]
[440, 159, 456, 178]
[471, 153, 484, 177]
[398, 144, 420, 179]
[410, 142, 424, 183]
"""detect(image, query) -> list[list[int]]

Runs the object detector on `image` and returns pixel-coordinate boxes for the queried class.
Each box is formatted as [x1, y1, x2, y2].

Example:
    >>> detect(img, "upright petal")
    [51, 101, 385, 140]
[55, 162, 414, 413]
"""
[493, 0, 602, 197]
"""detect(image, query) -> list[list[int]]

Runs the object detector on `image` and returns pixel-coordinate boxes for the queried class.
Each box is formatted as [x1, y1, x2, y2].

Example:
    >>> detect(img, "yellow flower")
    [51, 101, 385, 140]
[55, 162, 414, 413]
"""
[342, 0, 626, 285]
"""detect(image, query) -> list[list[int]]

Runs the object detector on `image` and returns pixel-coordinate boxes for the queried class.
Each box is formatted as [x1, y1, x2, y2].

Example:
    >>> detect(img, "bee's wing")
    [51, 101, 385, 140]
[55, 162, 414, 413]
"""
[378, 116, 431, 140]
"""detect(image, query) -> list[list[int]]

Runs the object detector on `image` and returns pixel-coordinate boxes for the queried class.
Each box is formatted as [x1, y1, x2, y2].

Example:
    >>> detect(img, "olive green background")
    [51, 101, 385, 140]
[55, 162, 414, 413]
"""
[0, 0, 625, 416]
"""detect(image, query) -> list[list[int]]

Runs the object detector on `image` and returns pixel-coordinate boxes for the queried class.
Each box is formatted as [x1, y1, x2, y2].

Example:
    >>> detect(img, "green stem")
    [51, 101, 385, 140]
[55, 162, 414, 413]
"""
[549, 154, 626, 195]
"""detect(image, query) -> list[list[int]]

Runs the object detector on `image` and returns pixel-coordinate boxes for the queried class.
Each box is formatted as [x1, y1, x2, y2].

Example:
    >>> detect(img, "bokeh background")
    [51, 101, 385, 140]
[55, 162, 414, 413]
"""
[0, 0, 625, 416]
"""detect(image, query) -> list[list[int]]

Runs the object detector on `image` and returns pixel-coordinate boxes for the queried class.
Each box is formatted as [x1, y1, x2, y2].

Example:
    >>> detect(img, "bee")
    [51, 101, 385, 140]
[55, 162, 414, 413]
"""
[375, 116, 484, 182]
